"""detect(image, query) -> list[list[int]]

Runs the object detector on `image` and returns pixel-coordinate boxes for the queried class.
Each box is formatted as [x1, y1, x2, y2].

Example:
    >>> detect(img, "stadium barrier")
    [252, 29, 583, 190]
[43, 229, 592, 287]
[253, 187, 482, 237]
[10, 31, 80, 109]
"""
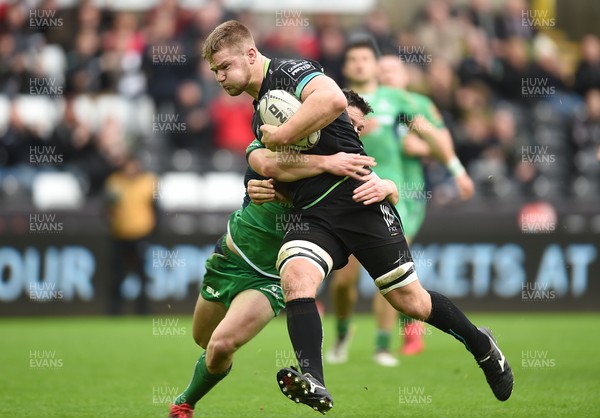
[0, 209, 598, 315]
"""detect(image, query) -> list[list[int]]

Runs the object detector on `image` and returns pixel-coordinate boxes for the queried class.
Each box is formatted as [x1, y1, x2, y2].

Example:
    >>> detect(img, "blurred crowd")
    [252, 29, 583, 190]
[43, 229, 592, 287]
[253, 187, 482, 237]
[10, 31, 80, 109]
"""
[0, 0, 599, 206]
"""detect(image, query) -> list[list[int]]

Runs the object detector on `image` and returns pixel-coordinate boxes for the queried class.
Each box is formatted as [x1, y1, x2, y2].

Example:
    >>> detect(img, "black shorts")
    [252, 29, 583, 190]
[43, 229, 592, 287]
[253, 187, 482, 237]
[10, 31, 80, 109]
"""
[281, 179, 414, 280]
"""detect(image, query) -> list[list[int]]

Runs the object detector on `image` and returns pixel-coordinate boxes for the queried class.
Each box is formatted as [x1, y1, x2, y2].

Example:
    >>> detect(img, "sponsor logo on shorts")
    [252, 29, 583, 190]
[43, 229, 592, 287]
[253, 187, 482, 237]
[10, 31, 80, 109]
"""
[260, 284, 283, 299]
[380, 204, 399, 235]
[205, 286, 220, 298]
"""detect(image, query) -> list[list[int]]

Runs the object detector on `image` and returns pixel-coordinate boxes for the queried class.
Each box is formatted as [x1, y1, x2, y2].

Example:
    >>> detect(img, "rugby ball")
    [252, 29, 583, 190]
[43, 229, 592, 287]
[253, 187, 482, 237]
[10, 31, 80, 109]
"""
[258, 89, 320, 151]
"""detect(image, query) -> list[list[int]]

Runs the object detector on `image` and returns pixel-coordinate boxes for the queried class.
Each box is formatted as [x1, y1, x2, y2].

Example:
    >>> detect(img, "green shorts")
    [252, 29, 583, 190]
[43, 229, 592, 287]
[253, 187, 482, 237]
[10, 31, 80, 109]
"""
[397, 199, 427, 242]
[201, 235, 285, 316]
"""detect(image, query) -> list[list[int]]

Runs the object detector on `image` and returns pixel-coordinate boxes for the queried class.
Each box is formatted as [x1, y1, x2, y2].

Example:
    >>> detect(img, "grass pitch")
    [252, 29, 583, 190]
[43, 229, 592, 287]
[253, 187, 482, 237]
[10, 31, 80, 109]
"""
[2, 313, 599, 417]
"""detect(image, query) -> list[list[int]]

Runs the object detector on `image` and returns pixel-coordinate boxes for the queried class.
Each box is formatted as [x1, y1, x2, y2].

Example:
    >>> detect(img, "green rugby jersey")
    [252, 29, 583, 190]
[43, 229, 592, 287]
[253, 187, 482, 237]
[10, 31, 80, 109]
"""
[359, 86, 405, 189]
[227, 200, 290, 279]
[224, 140, 294, 280]
[396, 91, 445, 195]
[361, 87, 445, 195]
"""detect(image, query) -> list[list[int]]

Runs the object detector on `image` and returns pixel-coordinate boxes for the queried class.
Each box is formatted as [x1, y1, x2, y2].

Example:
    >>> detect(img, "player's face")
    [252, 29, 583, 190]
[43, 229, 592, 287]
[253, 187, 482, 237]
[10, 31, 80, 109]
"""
[343, 47, 378, 84]
[347, 105, 366, 136]
[378, 56, 408, 89]
[209, 46, 252, 96]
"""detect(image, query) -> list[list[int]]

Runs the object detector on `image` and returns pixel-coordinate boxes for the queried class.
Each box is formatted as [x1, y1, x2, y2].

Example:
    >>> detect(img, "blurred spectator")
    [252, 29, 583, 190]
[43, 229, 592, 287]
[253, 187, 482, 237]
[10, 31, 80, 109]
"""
[0, 104, 42, 190]
[495, 0, 535, 41]
[262, 25, 319, 60]
[489, 107, 526, 173]
[0, 31, 33, 97]
[425, 59, 460, 120]
[572, 89, 600, 170]
[105, 155, 157, 315]
[530, 34, 582, 115]
[75, 0, 104, 34]
[208, 90, 254, 155]
[3, 3, 28, 51]
[363, 9, 396, 54]
[77, 116, 128, 195]
[142, 11, 194, 107]
[458, 28, 500, 89]
[170, 79, 213, 153]
[462, 0, 497, 40]
[181, 0, 230, 43]
[66, 29, 102, 94]
[32, 0, 70, 46]
[416, 0, 465, 68]
[100, 12, 145, 97]
[496, 37, 533, 102]
[317, 26, 346, 87]
[573, 35, 600, 97]
[455, 81, 493, 119]
[145, 0, 189, 36]
[456, 111, 493, 170]
[49, 97, 94, 165]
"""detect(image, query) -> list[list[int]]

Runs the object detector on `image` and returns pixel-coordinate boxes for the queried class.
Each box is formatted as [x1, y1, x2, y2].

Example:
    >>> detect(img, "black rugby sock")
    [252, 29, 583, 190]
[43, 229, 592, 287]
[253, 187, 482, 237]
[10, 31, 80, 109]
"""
[286, 297, 325, 385]
[425, 291, 491, 359]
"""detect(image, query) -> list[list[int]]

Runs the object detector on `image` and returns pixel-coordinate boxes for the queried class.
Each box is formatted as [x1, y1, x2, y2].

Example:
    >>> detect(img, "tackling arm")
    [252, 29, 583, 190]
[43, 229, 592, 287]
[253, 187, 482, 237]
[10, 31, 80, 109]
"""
[248, 148, 374, 182]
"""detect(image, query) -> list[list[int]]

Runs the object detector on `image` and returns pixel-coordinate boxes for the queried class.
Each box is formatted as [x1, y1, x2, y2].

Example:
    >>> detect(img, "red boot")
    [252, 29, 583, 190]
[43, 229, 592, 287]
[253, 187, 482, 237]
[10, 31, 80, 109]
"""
[401, 322, 425, 355]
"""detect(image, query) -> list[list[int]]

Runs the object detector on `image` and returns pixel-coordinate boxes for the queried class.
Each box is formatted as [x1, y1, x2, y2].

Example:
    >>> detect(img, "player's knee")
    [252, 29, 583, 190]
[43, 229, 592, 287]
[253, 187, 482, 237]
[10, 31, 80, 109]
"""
[387, 287, 431, 320]
[281, 266, 321, 301]
[207, 335, 237, 359]
[399, 300, 429, 321]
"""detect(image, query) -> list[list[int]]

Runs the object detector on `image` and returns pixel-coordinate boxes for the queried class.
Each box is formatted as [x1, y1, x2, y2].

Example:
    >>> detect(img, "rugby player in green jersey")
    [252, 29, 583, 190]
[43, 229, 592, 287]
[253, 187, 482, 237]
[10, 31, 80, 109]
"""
[326, 38, 475, 367]
[168, 91, 391, 418]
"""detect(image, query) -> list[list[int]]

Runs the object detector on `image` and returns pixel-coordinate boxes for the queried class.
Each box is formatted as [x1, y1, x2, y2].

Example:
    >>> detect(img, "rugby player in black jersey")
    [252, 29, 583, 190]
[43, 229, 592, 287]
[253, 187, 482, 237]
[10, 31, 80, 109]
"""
[202, 20, 513, 414]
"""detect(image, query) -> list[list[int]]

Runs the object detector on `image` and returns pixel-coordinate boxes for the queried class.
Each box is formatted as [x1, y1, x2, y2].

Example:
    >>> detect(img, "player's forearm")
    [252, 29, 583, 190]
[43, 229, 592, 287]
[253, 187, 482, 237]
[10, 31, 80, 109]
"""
[271, 154, 336, 182]
[411, 119, 455, 164]
[275, 89, 346, 145]
[419, 126, 467, 176]
[248, 149, 326, 181]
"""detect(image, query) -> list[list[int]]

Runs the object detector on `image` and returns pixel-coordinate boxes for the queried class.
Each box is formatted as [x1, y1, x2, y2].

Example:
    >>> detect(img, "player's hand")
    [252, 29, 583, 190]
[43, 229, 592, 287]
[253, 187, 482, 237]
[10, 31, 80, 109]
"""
[247, 179, 276, 204]
[454, 172, 475, 201]
[403, 133, 431, 157]
[353, 173, 394, 205]
[324, 152, 375, 180]
[260, 124, 286, 150]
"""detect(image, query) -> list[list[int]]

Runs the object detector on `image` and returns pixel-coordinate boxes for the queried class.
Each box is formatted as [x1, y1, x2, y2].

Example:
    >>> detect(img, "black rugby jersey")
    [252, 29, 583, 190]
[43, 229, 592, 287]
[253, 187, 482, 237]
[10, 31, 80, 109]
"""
[249, 57, 368, 209]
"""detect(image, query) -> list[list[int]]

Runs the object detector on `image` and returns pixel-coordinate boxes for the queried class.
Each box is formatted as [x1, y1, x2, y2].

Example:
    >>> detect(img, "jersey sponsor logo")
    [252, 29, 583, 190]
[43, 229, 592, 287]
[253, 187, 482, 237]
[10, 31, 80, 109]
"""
[380, 204, 399, 235]
[277, 60, 319, 82]
[288, 63, 312, 76]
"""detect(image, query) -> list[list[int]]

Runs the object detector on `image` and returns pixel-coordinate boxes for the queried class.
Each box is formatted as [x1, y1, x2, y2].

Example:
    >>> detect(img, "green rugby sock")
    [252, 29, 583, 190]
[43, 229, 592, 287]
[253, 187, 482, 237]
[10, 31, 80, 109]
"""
[375, 329, 391, 352]
[174, 352, 231, 407]
[337, 317, 351, 341]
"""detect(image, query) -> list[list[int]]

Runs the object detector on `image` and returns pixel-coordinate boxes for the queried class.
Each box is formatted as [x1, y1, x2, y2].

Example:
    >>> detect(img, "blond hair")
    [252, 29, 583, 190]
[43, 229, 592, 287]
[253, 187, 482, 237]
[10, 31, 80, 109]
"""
[202, 20, 255, 61]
